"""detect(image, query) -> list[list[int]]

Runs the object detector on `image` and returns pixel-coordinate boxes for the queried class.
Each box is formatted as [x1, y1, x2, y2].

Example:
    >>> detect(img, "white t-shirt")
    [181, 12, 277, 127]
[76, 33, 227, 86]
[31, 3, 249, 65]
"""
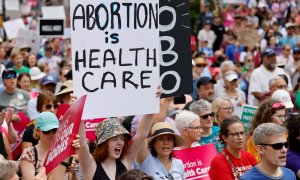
[26, 97, 38, 121]
[197, 29, 216, 48]
[38, 55, 61, 75]
[248, 65, 292, 106]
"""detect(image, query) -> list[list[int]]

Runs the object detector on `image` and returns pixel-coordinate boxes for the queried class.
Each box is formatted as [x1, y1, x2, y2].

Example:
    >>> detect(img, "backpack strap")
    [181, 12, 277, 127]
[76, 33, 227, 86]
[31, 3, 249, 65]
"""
[33, 146, 38, 175]
[222, 152, 240, 180]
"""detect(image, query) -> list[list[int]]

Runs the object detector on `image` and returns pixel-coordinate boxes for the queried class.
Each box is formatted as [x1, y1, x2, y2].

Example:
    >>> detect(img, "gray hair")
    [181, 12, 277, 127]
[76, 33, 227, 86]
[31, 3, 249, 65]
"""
[0, 160, 19, 180]
[189, 99, 212, 114]
[220, 60, 234, 72]
[253, 123, 287, 145]
[269, 76, 284, 88]
[175, 110, 200, 133]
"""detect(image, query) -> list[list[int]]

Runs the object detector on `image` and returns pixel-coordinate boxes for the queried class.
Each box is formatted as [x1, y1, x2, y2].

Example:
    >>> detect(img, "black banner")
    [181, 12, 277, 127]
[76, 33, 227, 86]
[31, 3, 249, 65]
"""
[39, 19, 64, 37]
[160, 0, 193, 97]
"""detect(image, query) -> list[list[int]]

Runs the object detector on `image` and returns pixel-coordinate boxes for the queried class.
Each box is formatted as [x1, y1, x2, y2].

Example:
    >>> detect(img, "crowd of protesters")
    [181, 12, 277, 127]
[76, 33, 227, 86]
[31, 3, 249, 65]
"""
[1, 0, 300, 179]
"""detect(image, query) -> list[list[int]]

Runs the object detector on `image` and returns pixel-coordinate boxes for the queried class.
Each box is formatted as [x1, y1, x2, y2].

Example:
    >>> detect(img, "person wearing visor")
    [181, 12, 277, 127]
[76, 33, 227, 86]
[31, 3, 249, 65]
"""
[241, 123, 295, 179]
[246, 99, 287, 161]
[20, 112, 70, 179]
[219, 71, 246, 116]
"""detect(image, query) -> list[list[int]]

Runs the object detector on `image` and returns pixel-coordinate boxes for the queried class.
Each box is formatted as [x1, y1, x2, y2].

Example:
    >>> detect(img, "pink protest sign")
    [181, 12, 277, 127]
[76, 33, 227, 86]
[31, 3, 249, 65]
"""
[44, 95, 87, 175]
[84, 118, 105, 141]
[174, 144, 217, 180]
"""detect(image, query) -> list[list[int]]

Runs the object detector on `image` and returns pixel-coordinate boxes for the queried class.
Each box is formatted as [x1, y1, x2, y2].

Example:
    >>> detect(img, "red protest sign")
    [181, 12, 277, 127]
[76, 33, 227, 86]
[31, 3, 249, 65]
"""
[84, 118, 105, 141]
[174, 144, 217, 180]
[44, 95, 87, 175]
[11, 112, 30, 159]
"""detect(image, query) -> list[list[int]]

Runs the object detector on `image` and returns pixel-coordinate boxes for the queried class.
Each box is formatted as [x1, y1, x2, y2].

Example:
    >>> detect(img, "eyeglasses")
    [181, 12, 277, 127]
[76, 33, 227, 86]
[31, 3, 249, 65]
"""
[200, 112, 214, 119]
[196, 64, 206, 68]
[259, 142, 288, 150]
[4, 73, 17, 79]
[42, 128, 57, 135]
[228, 131, 245, 138]
[273, 114, 287, 120]
[44, 104, 59, 110]
[272, 102, 285, 109]
[221, 107, 233, 112]
[188, 126, 202, 131]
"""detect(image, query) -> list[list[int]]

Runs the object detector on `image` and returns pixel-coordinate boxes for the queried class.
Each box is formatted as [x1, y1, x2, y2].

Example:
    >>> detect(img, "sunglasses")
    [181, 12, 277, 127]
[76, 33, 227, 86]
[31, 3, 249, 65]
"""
[42, 128, 57, 134]
[44, 104, 59, 110]
[201, 112, 214, 119]
[259, 142, 288, 150]
[4, 73, 17, 79]
[196, 64, 206, 68]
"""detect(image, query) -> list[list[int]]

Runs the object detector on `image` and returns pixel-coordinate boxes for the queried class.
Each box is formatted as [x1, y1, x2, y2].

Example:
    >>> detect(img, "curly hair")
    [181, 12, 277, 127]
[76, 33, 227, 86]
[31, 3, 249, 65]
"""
[249, 99, 285, 135]
[287, 113, 300, 152]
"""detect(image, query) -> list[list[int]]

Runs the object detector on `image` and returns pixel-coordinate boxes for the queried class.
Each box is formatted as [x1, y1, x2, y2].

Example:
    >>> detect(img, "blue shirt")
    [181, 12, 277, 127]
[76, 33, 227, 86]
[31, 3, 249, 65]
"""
[198, 126, 224, 153]
[225, 44, 243, 62]
[241, 166, 296, 180]
[278, 35, 299, 49]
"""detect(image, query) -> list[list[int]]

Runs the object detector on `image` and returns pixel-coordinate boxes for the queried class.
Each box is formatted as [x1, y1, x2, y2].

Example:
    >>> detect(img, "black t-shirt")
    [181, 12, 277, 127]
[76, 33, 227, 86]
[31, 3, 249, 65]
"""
[211, 24, 225, 51]
[0, 132, 7, 158]
[22, 124, 39, 146]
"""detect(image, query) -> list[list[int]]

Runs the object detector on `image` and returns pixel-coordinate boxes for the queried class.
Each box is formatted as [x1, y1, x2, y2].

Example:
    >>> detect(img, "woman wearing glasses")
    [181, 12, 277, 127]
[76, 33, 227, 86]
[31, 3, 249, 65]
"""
[189, 99, 224, 153]
[246, 99, 287, 161]
[22, 91, 59, 150]
[20, 112, 67, 179]
[212, 97, 234, 126]
[175, 110, 202, 148]
[209, 116, 257, 180]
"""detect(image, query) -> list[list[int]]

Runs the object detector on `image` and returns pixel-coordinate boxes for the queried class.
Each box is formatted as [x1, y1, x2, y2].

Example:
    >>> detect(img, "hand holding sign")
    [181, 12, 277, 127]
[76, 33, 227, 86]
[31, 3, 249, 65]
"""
[44, 95, 87, 175]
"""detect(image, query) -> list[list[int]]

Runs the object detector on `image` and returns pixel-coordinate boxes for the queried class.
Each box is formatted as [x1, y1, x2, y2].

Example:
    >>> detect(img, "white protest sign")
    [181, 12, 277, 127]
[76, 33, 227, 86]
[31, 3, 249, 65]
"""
[42, 6, 66, 19]
[15, 29, 40, 54]
[3, 18, 25, 39]
[71, 0, 160, 119]
[5, 0, 19, 11]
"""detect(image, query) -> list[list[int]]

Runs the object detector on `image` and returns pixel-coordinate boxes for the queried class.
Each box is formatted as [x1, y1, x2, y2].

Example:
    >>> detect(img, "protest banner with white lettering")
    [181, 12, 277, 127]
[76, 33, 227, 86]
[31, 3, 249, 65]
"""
[241, 104, 257, 133]
[71, 0, 160, 119]
[3, 18, 25, 39]
[10, 112, 30, 159]
[39, 19, 64, 37]
[174, 144, 217, 180]
[84, 118, 105, 141]
[44, 95, 86, 175]
[15, 29, 40, 54]
[160, 0, 193, 97]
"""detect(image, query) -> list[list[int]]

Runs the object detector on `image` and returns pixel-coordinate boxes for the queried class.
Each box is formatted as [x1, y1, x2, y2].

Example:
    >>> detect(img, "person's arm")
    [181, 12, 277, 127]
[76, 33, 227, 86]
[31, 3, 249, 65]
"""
[2, 133, 11, 160]
[77, 121, 96, 180]
[20, 158, 36, 180]
[6, 121, 17, 143]
[124, 114, 154, 168]
[252, 92, 265, 100]
[153, 97, 173, 124]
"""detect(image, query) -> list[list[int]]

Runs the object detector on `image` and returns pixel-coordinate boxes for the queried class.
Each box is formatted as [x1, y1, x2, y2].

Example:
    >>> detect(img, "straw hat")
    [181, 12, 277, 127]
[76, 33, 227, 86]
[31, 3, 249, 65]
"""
[56, 80, 73, 96]
[148, 122, 185, 147]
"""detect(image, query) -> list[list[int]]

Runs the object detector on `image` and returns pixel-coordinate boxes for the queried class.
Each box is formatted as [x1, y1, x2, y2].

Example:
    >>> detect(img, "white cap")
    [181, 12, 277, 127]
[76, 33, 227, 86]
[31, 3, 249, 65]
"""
[30, 67, 46, 81]
[224, 71, 238, 81]
[271, 89, 294, 109]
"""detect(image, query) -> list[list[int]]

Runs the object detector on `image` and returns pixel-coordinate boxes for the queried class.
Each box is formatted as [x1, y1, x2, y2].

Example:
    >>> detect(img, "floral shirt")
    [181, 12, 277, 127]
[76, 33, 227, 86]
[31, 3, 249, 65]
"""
[19, 146, 43, 174]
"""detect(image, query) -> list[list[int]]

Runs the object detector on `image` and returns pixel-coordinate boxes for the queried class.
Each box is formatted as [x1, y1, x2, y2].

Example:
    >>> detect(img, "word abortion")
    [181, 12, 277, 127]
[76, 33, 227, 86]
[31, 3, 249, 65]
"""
[72, 2, 158, 30]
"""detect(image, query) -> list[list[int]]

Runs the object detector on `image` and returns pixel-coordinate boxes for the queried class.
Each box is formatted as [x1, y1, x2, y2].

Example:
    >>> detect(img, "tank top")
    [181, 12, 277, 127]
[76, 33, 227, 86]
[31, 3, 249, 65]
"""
[93, 159, 127, 180]
[0, 132, 7, 158]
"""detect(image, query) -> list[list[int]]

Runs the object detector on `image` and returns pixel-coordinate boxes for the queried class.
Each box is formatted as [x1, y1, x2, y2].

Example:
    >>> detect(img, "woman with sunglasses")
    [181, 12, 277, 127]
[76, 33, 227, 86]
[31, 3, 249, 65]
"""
[22, 91, 59, 150]
[20, 112, 67, 179]
[246, 99, 286, 161]
[175, 110, 202, 148]
[189, 99, 224, 153]
[211, 97, 234, 126]
[209, 116, 257, 180]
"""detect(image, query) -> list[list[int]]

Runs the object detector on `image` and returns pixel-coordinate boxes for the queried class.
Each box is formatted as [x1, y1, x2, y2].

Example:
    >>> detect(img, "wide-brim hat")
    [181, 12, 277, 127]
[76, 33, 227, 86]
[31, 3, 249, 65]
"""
[30, 67, 46, 80]
[96, 118, 131, 146]
[56, 80, 73, 96]
[148, 122, 185, 147]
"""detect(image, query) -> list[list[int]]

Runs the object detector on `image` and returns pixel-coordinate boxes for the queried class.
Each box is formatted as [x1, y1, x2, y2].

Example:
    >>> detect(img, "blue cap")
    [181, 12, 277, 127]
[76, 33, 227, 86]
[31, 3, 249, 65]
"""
[293, 47, 300, 54]
[36, 112, 59, 131]
[263, 48, 276, 57]
[40, 74, 58, 85]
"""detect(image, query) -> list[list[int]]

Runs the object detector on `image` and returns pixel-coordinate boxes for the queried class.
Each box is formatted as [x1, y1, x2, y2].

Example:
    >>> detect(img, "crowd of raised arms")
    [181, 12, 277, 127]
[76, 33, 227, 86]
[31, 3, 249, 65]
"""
[2, 0, 300, 179]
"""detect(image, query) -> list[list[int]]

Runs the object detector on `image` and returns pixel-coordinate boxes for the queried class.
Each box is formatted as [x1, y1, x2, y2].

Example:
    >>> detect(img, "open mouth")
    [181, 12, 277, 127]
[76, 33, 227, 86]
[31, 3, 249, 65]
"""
[114, 148, 122, 155]
[162, 147, 170, 151]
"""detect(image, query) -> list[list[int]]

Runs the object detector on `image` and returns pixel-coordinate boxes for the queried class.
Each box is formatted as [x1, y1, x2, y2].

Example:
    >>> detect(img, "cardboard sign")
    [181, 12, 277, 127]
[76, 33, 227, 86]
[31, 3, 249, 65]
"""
[174, 144, 218, 180]
[39, 19, 64, 37]
[44, 95, 86, 175]
[10, 112, 30, 159]
[241, 105, 257, 133]
[3, 18, 25, 39]
[237, 29, 260, 47]
[71, 0, 160, 119]
[15, 29, 40, 54]
[160, 0, 193, 97]
[5, 0, 19, 11]
[42, 6, 66, 19]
